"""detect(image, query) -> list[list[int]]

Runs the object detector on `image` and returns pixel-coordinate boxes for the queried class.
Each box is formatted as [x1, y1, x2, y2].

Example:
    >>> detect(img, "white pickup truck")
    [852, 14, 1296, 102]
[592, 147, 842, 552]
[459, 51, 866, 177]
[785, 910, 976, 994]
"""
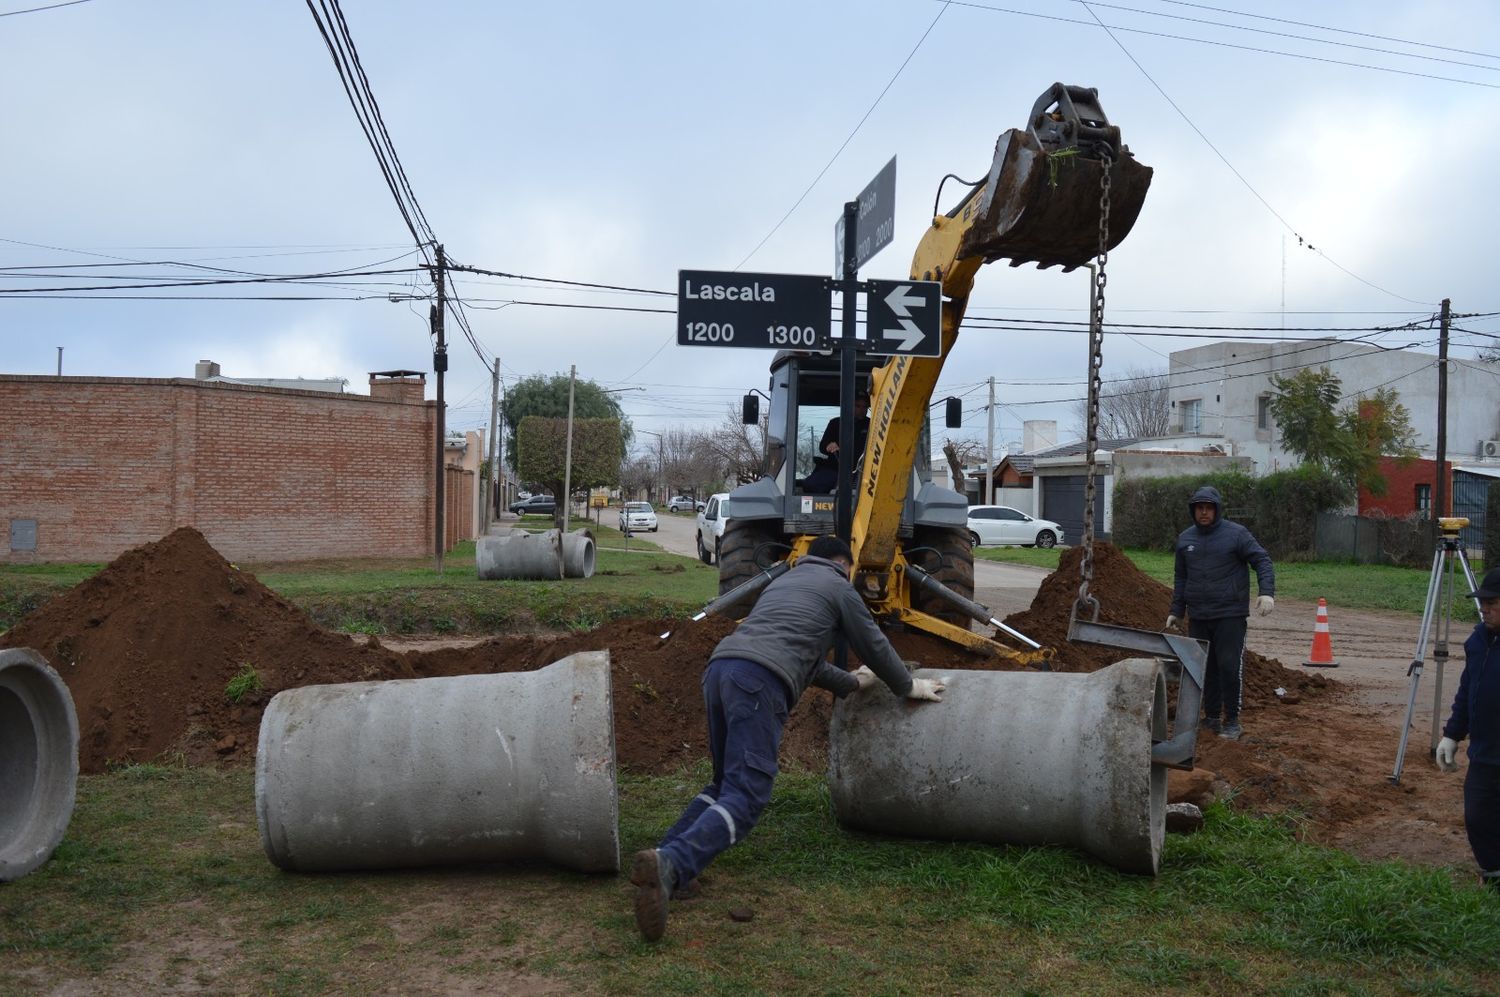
[695, 493, 730, 564]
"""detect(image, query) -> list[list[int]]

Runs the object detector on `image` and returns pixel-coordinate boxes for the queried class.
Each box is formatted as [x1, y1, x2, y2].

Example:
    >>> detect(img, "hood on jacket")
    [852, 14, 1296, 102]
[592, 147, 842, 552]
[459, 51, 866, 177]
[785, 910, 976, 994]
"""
[1188, 485, 1223, 529]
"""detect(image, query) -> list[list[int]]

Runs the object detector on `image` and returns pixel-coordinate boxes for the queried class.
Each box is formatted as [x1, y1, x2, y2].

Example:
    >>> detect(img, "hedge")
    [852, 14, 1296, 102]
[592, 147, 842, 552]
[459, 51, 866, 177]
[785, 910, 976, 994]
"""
[1112, 466, 1352, 558]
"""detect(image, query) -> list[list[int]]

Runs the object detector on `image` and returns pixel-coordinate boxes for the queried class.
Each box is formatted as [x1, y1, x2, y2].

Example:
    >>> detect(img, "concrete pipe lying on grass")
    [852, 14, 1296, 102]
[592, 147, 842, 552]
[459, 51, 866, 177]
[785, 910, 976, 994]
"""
[476, 529, 595, 580]
[255, 651, 619, 874]
[0, 648, 79, 882]
[828, 658, 1168, 874]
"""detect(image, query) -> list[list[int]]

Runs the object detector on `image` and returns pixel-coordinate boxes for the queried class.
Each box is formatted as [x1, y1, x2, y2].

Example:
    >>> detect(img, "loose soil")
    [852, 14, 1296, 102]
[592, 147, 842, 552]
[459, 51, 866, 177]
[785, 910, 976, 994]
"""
[0, 529, 1470, 868]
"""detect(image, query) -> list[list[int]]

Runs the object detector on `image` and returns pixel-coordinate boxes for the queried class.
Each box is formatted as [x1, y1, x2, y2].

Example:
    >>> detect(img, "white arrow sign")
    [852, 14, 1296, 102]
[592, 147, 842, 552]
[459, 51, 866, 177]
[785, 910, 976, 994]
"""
[883, 285, 927, 350]
[866, 279, 942, 357]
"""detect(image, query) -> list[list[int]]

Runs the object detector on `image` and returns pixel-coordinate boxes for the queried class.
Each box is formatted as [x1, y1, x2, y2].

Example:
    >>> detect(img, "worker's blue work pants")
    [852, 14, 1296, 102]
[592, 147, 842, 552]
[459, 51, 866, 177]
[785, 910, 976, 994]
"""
[657, 657, 790, 885]
[1189, 615, 1247, 724]
[1465, 760, 1500, 880]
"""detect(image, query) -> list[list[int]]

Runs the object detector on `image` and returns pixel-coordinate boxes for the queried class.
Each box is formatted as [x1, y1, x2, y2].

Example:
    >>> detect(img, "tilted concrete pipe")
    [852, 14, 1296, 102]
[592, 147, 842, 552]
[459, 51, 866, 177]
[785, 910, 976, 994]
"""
[828, 658, 1168, 874]
[256, 651, 619, 874]
[476, 529, 595, 580]
[0, 648, 79, 882]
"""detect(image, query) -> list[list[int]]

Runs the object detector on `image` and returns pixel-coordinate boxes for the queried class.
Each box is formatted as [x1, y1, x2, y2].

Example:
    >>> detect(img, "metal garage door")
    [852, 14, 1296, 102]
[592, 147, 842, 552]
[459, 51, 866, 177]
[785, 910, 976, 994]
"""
[1041, 475, 1108, 545]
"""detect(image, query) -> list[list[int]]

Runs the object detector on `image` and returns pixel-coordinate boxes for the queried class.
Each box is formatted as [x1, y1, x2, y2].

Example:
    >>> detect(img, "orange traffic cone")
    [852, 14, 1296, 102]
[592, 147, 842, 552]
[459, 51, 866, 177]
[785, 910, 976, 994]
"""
[1304, 598, 1338, 667]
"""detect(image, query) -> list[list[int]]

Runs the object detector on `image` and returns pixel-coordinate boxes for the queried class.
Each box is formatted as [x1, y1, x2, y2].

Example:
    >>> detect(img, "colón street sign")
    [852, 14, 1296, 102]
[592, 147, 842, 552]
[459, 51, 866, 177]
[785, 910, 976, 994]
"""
[834, 156, 896, 279]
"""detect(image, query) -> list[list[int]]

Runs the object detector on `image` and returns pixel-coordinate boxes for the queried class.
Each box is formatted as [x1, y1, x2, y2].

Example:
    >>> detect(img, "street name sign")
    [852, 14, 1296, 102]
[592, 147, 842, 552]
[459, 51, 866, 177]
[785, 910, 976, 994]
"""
[865, 279, 942, 357]
[834, 156, 896, 279]
[677, 270, 830, 350]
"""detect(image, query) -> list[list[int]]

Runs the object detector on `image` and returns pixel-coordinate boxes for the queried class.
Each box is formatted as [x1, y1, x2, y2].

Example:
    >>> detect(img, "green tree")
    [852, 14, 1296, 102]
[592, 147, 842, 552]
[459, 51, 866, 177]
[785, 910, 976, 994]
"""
[500, 374, 632, 474]
[1340, 387, 1418, 496]
[516, 416, 625, 526]
[1267, 367, 1418, 496]
[1268, 367, 1349, 470]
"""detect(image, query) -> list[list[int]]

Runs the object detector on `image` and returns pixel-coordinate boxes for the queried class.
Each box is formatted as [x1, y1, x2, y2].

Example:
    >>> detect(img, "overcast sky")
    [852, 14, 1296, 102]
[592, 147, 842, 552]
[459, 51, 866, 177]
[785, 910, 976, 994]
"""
[4, 0, 1496, 459]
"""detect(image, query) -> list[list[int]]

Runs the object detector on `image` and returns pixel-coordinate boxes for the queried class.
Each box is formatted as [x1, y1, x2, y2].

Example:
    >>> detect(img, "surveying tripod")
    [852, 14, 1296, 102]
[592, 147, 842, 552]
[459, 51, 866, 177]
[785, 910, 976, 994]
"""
[1390, 517, 1481, 784]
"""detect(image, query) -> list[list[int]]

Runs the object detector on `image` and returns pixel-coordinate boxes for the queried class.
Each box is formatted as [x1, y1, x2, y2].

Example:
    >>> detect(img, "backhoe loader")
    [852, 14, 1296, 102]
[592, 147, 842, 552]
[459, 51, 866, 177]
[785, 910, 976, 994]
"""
[714, 84, 1153, 663]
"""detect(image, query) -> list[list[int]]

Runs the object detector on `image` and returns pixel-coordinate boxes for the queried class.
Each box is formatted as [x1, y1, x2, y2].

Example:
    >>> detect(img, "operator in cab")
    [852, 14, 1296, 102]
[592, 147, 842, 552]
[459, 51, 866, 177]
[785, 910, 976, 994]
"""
[801, 391, 870, 493]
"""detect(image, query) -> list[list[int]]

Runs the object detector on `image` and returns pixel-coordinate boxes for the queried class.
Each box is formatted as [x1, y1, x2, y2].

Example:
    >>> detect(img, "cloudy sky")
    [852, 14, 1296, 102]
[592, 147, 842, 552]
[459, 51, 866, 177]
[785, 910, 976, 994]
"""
[4, 0, 1496, 459]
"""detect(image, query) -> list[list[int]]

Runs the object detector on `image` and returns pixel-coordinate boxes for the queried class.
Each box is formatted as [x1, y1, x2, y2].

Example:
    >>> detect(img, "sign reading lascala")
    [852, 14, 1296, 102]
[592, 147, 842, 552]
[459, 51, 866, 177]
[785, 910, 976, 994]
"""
[677, 270, 830, 351]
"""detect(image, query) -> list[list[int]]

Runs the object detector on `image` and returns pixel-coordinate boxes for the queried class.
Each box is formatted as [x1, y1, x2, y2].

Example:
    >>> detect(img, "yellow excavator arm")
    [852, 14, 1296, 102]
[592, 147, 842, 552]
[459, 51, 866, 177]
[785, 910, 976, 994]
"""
[848, 84, 1152, 640]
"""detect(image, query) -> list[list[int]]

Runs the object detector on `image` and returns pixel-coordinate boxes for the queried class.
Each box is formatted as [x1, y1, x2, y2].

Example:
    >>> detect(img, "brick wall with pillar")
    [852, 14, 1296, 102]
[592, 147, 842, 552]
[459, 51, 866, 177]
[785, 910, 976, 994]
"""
[0, 372, 460, 563]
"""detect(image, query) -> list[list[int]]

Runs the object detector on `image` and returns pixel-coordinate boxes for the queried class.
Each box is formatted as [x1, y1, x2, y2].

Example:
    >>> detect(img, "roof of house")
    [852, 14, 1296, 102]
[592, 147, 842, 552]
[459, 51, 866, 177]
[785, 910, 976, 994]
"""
[1030, 436, 1142, 459]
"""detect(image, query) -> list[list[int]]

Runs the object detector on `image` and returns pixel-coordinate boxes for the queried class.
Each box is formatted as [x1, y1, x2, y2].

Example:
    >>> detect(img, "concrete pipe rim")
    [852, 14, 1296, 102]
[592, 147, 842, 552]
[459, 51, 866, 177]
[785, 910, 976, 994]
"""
[0, 648, 80, 882]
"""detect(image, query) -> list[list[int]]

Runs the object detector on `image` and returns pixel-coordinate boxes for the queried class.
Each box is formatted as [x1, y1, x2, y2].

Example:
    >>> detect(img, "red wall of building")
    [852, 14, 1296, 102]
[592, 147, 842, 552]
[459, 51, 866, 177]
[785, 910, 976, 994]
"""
[0, 375, 438, 563]
[1359, 456, 1451, 518]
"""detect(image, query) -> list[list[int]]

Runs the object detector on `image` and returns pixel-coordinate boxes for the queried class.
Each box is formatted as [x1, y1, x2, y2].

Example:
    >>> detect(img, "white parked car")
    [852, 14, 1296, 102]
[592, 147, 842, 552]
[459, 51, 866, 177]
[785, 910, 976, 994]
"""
[695, 493, 730, 564]
[618, 501, 658, 533]
[966, 505, 1063, 548]
[666, 495, 696, 513]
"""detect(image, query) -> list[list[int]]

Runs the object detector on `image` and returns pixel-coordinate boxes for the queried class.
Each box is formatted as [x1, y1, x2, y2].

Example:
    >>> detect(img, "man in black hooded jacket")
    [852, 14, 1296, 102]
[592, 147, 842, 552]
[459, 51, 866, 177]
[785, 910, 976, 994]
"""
[1165, 485, 1275, 741]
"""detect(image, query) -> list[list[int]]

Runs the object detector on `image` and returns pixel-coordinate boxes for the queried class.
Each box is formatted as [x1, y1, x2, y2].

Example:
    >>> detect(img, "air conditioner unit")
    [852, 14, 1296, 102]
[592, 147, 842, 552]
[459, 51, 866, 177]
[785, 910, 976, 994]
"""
[1482, 439, 1500, 458]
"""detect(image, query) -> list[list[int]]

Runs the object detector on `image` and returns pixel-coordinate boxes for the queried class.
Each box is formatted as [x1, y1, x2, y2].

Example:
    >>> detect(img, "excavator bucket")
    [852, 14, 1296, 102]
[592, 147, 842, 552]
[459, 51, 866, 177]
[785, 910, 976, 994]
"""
[958, 84, 1152, 272]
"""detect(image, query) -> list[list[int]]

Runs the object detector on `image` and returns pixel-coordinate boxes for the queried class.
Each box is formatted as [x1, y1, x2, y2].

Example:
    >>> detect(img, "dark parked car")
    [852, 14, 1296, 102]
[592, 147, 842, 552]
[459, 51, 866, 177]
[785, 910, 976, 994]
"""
[509, 494, 556, 516]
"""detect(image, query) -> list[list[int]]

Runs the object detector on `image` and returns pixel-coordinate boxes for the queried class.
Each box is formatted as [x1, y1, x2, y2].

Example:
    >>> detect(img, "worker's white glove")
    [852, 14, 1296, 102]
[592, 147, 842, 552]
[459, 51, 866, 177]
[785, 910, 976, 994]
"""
[852, 665, 878, 692]
[1164, 615, 1180, 632]
[1256, 595, 1275, 617]
[1437, 736, 1460, 773]
[907, 677, 945, 702]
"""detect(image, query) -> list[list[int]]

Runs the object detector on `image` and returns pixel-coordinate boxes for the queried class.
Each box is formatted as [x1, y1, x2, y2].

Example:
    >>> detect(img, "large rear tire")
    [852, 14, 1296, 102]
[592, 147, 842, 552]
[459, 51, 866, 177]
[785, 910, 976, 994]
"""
[909, 525, 976, 628]
[717, 519, 786, 615]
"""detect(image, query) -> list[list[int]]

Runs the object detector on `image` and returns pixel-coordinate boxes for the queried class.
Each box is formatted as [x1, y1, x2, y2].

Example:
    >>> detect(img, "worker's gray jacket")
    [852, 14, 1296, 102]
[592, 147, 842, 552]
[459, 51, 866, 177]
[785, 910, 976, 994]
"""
[1170, 485, 1275, 621]
[710, 554, 913, 700]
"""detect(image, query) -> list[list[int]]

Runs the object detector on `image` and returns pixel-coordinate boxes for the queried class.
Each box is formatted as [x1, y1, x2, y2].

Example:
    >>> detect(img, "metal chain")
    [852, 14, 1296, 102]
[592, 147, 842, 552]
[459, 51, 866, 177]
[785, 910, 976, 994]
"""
[1075, 148, 1112, 619]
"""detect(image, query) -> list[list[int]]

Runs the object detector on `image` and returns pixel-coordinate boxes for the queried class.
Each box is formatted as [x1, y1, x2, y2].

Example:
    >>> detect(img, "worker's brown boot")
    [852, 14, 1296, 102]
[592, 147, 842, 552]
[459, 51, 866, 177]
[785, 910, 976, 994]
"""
[631, 849, 675, 942]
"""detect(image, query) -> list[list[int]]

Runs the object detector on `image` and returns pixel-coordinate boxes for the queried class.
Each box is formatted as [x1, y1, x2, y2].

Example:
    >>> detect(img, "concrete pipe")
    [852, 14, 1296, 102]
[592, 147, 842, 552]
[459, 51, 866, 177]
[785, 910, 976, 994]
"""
[0, 648, 79, 882]
[255, 651, 619, 874]
[477, 529, 595, 580]
[828, 658, 1168, 874]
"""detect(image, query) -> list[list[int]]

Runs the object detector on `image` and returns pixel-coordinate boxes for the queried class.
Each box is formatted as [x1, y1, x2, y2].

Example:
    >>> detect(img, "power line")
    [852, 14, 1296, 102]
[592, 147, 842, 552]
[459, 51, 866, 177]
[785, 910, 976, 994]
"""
[946, 1, 1500, 89]
[303, 0, 434, 257]
[1062, 0, 1500, 73]
[1071, 0, 1433, 307]
[1151, 0, 1500, 62]
[733, 2, 952, 270]
[0, 0, 96, 16]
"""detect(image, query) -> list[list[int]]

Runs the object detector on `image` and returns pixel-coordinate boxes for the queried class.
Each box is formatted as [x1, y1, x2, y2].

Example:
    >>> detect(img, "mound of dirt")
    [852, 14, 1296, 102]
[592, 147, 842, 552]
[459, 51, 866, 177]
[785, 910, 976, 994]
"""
[1001, 544, 1333, 705]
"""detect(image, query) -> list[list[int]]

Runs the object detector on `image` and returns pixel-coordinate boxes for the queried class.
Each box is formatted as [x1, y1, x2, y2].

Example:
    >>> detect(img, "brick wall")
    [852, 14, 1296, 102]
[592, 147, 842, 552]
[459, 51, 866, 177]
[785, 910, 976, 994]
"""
[1359, 456, 1452, 519]
[0, 374, 470, 563]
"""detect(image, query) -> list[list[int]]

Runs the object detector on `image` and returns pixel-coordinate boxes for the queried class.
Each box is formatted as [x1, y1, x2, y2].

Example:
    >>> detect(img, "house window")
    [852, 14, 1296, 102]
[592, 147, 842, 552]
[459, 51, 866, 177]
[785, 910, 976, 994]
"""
[1180, 398, 1202, 434]
[1415, 483, 1432, 519]
[1256, 395, 1271, 430]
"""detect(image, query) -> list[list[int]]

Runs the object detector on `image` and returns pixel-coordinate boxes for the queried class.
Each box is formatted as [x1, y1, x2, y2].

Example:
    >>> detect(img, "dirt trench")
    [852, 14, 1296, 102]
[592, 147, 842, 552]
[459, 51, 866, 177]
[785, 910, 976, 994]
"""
[0, 528, 1472, 867]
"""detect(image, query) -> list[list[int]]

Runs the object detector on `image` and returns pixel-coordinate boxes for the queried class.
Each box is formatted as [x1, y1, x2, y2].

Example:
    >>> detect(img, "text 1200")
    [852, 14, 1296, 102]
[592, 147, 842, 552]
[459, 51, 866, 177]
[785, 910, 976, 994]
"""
[684, 322, 734, 342]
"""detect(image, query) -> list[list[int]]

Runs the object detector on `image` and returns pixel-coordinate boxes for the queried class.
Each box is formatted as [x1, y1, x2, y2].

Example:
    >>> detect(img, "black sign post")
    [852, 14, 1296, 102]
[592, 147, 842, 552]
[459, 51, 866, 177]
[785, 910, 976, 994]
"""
[676, 270, 830, 351]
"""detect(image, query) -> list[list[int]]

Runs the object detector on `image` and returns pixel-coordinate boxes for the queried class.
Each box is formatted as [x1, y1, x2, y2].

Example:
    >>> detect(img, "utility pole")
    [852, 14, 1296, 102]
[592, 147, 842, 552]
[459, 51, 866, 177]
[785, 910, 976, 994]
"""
[562, 364, 577, 535]
[486, 358, 500, 535]
[1435, 298, 1451, 526]
[431, 243, 448, 574]
[986, 376, 996, 505]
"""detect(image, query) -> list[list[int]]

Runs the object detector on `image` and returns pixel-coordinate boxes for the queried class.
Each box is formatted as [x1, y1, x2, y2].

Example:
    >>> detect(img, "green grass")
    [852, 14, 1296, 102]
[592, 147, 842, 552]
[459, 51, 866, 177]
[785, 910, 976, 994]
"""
[973, 546, 1485, 619]
[4, 765, 1497, 994]
[223, 663, 262, 703]
[1, 538, 719, 636]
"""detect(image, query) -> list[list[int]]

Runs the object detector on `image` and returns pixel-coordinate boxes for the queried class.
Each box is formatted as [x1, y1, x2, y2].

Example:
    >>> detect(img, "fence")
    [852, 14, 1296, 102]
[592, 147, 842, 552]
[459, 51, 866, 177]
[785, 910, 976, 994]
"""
[1314, 511, 1483, 566]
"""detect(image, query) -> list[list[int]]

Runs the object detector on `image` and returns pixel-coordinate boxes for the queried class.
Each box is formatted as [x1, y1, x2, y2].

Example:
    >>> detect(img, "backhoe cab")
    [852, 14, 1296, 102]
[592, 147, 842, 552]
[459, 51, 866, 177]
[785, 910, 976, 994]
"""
[716, 83, 1151, 664]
